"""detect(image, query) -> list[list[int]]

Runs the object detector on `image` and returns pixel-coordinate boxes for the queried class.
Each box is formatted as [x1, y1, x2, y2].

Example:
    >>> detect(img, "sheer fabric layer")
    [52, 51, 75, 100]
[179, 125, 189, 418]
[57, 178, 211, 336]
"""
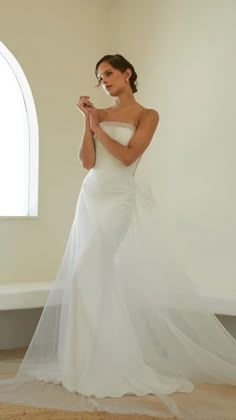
[1, 122, 236, 419]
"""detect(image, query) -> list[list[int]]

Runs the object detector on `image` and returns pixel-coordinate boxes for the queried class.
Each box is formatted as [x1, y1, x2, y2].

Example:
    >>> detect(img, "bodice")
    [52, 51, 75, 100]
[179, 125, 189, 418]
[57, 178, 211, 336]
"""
[93, 121, 141, 176]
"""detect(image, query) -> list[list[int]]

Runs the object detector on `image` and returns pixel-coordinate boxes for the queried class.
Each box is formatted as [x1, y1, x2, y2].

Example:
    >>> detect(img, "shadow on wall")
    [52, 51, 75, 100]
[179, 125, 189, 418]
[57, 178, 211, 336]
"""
[0, 309, 236, 350]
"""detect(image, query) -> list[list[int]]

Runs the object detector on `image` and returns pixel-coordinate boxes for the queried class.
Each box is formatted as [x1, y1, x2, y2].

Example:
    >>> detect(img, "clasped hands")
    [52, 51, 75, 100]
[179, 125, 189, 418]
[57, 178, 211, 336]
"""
[76, 96, 100, 134]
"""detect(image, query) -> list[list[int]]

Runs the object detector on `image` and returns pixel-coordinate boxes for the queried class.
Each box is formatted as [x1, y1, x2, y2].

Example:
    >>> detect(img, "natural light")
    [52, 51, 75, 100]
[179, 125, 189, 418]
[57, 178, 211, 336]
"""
[0, 42, 38, 217]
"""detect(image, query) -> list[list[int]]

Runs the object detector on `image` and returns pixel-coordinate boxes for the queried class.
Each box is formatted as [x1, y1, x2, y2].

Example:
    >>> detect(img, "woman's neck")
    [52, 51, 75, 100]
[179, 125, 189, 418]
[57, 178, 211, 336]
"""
[113, 90, 137, 111]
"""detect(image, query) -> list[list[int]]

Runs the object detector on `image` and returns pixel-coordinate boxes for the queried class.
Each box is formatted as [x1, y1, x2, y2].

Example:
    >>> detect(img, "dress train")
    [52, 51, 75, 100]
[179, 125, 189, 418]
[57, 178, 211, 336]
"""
[1, 122, 236, 419]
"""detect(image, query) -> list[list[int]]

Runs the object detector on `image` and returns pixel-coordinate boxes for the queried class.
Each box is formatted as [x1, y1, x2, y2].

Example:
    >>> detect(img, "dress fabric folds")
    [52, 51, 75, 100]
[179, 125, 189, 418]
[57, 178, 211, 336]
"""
[1, 121, 236, 419]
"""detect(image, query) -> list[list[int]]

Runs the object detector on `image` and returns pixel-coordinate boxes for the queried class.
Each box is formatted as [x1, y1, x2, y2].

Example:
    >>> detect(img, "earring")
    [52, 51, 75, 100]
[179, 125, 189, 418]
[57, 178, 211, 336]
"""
[126, 78, 129, 82]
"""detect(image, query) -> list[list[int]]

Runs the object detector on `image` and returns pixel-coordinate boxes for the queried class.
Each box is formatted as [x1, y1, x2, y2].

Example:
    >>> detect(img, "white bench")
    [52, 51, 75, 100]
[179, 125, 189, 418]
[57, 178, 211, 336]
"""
[0, 283, 236, 349]
[201, 293, 236, 316]
[0, 282, 236, 314]
[0, 282, 53, 349]
[1, 281, 236, 314]
[0, 281, 52, 310]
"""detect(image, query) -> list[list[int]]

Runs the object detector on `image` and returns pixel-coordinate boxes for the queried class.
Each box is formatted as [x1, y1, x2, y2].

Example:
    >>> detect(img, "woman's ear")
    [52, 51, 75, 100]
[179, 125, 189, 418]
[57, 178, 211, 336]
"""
[125, 68, 132, 80]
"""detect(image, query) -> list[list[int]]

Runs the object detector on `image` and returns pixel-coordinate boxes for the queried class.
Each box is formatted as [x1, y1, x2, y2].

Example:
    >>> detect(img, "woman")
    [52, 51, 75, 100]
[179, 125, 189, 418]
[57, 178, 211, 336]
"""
[77, 55, 159, 171]
[1, 54, 236, 420]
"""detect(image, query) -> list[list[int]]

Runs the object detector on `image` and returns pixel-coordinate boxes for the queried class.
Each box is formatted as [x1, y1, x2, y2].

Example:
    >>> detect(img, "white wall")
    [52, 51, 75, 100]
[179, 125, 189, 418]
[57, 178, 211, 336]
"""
[107, 0, 236, 298]
[0, 0, 235, 299]
[0, 0, 110, 284]
[1, 0, 236, 348]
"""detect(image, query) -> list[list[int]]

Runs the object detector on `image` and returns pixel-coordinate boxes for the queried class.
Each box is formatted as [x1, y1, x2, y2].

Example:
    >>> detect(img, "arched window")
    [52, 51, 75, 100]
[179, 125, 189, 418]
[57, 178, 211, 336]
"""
[0, 42, 38, 217]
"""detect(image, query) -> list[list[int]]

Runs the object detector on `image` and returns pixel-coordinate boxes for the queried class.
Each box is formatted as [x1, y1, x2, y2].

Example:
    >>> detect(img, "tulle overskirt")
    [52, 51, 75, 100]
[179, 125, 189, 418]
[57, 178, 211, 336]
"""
[1, 168, 236, 419]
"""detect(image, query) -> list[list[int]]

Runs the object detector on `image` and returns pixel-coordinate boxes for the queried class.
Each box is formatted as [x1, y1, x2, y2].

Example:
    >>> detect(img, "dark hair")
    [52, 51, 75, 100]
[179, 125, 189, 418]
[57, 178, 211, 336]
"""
[95, 54, 138, 93]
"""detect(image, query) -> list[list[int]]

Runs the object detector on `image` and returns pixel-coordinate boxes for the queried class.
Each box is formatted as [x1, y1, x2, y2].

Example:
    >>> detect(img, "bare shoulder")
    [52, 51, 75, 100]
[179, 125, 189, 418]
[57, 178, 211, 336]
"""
[137, 107, 160, 128]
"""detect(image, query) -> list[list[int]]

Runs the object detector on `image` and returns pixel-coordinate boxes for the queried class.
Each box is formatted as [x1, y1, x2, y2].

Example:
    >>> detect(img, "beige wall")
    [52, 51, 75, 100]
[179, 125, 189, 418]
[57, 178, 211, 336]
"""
[0, 0, 110, 283]
[1, 0, 236, 298]
[107, 0, 236, 297]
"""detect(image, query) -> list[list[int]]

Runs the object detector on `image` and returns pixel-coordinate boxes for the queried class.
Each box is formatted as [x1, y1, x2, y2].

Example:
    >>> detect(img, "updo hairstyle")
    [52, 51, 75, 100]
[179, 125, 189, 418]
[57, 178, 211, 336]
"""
[95, 54, 138, 93]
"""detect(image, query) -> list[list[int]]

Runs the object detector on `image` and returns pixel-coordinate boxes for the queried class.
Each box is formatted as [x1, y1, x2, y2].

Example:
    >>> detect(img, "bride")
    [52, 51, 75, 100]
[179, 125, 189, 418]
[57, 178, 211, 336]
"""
[78, 54, 159, 172]
[1, 54, 236, 420]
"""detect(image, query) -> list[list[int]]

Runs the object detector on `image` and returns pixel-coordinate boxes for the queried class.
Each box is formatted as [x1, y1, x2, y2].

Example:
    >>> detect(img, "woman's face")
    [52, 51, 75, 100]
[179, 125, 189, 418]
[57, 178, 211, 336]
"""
[96, 61, 130, 96]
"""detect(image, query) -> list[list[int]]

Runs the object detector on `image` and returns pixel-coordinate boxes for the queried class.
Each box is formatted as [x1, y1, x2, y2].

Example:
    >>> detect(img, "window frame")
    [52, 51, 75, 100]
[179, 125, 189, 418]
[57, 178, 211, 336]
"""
[0, 41, 39, 219]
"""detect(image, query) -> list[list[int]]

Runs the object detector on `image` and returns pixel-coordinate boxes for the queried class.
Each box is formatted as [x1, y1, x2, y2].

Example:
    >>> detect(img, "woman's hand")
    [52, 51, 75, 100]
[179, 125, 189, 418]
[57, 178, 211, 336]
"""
[76, 96, 94, 117]
[88, 107, 100, 133]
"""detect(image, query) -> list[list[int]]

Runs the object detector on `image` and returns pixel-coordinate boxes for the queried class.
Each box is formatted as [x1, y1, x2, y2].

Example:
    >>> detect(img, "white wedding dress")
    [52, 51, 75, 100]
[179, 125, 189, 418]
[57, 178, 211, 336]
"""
[1, 121, 236, 419]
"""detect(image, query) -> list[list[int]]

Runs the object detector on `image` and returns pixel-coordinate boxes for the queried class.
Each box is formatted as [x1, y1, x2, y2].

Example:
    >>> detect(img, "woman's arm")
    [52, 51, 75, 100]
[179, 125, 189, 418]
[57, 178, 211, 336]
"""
[76, 96, 96, 170]
[78, 116, 96, 169]
[89, 109, 159, 166]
